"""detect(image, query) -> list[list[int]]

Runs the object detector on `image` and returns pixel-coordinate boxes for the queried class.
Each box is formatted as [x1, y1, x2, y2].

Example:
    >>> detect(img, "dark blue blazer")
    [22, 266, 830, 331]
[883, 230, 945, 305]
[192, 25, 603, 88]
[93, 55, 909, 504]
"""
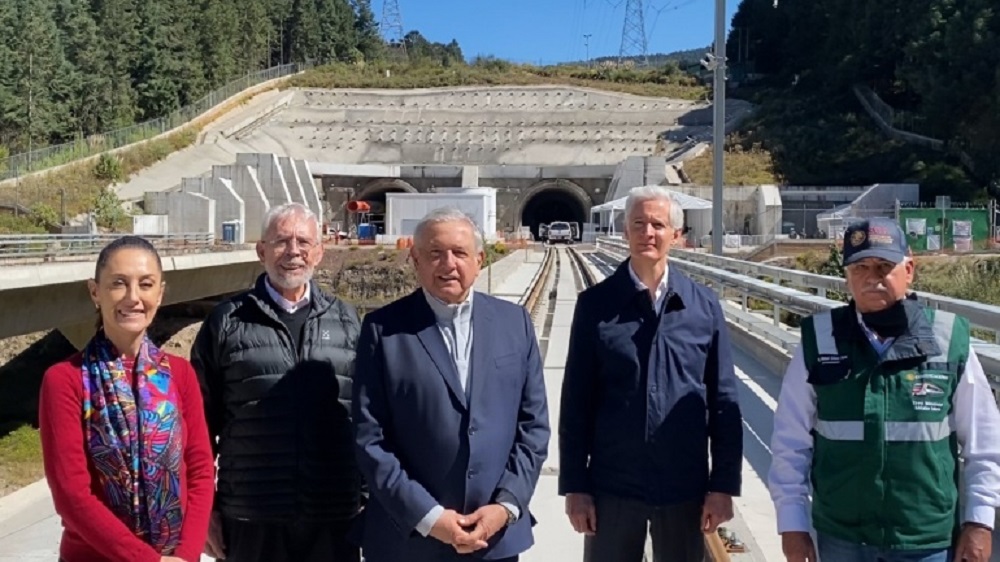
[352, 289, 550, 561]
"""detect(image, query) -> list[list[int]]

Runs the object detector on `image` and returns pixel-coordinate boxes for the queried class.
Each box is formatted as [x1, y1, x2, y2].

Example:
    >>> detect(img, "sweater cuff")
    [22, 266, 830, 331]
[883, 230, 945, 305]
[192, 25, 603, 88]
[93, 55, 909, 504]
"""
[174, 544, 201, 562]
[134, 545, 162, 562]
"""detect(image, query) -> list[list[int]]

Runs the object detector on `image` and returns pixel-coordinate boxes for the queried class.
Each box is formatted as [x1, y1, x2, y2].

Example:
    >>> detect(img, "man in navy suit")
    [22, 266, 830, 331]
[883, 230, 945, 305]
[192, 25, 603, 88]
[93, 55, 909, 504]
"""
[353, 207, 551, 562]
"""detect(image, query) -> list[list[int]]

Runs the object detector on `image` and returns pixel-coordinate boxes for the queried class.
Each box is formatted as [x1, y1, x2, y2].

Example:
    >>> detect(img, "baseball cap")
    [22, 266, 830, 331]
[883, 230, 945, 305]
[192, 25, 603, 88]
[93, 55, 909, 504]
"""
[841, 218, 908, 266]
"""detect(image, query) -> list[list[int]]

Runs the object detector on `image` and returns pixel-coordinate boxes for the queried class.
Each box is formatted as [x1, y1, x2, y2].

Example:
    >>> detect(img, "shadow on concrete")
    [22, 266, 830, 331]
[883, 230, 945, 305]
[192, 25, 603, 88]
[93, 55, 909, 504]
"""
[0, 331, 74, 437]
[731, 345, 783, 492]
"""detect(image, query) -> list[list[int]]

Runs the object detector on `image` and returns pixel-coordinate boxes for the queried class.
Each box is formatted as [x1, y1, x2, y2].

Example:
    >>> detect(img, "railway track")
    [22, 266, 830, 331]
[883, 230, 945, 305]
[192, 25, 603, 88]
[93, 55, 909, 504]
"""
[522, 245, 737, 562]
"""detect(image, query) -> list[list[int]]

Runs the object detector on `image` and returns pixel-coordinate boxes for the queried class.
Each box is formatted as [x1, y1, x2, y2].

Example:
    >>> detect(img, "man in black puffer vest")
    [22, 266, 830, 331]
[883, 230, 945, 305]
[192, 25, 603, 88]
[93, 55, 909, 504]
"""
[192, 202, 363, 562]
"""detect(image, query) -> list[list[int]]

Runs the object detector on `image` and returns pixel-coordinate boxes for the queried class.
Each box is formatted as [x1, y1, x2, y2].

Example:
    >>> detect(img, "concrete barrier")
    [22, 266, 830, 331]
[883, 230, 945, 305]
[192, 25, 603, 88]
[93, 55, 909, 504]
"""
[725, 313, 793, 378]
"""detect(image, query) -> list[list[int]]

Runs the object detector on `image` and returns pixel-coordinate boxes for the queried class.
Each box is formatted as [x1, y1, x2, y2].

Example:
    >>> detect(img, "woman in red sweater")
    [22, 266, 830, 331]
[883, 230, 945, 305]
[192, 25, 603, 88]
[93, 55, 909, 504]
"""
[39, 236, 214, 562]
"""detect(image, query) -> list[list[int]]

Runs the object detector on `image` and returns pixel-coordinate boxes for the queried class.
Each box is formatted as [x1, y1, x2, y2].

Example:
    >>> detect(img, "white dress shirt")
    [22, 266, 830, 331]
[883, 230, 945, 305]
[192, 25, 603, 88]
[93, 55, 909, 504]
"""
[264, 277, 311, 313]
[628, 261, 669, 312]
[768, 317, 1000, 533]
[414, 289, 521, 537]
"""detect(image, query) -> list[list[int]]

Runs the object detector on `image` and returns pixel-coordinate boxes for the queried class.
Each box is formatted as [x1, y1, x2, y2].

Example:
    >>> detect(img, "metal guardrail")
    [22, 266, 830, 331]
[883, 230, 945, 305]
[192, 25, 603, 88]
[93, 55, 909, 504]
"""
[668, 247, 1000, 345]
[0, 233, 217, 261]
[595, 237, 1000, 392]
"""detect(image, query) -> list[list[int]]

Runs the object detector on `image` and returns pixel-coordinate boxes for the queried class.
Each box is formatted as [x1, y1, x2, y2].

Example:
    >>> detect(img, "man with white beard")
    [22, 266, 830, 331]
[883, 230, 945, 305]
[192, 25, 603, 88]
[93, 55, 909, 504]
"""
[192, 203, 365, 562]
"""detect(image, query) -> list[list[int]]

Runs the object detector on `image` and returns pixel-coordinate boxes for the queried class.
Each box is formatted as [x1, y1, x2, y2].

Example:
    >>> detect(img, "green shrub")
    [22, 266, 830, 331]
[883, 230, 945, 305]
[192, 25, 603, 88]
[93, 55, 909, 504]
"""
[93, 153, 124, 183]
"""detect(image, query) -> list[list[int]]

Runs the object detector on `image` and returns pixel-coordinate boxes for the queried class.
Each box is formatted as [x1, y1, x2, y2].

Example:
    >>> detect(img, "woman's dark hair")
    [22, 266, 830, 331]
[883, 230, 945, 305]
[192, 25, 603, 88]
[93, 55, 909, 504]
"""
[94, 236, 164, 329]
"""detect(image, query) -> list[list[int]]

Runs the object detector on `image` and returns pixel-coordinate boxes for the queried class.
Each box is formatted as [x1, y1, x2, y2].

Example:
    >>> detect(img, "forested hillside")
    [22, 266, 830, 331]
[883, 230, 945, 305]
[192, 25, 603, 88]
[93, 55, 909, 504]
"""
[0, 0, 464, 159]
[727, 0, 999, 200]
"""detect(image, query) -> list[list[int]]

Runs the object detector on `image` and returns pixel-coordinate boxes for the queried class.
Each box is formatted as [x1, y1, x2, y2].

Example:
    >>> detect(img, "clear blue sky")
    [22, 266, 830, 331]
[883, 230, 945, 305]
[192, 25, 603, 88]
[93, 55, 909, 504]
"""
[374, 0, 741, 65]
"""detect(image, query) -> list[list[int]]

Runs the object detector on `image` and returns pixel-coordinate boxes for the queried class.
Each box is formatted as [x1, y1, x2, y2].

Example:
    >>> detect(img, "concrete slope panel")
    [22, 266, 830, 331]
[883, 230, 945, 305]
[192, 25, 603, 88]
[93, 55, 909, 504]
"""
[248, 85, 714, 167]
[115, 144, 234, 201]
[295, 159, 323, 224]
[278, 156, 309, 209]
[236, 153, 292, 207]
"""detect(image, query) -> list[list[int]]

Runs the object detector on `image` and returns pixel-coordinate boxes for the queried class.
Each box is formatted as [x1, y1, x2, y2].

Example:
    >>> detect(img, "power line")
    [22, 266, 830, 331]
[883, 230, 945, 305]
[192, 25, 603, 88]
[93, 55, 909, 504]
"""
[619, 0, 648, 65]
[381, 0, 406, 55]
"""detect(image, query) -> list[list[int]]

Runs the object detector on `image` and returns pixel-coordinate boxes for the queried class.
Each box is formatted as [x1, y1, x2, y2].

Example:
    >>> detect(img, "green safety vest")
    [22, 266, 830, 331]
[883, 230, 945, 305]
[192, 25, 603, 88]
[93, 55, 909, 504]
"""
[800, 304, 970, 549]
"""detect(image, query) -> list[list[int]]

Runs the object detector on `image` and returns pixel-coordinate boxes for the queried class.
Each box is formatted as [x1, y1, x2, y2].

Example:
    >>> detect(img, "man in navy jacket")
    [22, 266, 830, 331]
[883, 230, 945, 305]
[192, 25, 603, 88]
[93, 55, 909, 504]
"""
[353, 207, 550, 562]
[559, 186, 743, 562]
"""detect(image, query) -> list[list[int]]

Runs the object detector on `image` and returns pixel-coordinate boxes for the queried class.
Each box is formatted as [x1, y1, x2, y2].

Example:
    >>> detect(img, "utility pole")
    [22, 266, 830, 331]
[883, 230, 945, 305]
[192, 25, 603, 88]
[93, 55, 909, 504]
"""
[619, 0, 648, 66]
[381, 0, 406, 57]
[711, 0, 727, 255]
[583, 34, 592, 67]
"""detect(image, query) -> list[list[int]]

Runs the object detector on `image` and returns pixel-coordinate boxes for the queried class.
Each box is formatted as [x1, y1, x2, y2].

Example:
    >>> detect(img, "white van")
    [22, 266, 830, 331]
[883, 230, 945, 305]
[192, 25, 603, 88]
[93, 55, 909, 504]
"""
[547, 221, 573, 244]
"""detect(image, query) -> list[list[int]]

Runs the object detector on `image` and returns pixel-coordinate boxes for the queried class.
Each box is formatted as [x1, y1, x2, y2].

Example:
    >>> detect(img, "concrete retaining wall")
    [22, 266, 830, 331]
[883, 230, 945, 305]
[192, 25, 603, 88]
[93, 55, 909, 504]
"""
[178, 176, 242, 241]
[278, 156, 309, 209]
[295, 159, 323, 224]
[145, 191, 215, 234]
[212, 164, 269, 242]
[237, 153, 292, 207]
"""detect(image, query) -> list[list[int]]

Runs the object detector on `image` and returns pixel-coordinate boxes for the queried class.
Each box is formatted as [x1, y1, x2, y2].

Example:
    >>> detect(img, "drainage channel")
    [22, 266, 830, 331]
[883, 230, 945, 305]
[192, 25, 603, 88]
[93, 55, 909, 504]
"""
[568, 248, 586, 293]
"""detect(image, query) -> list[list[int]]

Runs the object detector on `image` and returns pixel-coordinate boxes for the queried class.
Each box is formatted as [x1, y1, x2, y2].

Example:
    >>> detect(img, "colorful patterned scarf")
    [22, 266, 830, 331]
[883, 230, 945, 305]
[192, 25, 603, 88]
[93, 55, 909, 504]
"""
[81, 331, 184, 552]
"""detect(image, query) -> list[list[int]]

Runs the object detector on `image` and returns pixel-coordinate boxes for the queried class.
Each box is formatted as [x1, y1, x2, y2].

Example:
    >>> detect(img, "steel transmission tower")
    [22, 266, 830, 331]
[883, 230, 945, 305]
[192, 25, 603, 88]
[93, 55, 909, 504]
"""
[619, 0, 648, 65]
[381, 0, 406, 55]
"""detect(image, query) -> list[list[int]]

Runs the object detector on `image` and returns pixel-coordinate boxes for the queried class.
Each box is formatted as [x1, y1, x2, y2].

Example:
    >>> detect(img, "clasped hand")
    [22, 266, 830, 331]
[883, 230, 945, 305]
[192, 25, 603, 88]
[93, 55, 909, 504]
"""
[429, 504, 510, 554]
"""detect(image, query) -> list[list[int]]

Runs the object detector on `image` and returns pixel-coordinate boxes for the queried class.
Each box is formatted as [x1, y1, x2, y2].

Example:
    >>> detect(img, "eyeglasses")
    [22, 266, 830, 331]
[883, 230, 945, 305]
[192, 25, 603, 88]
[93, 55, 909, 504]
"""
[267, 236, 317, 253]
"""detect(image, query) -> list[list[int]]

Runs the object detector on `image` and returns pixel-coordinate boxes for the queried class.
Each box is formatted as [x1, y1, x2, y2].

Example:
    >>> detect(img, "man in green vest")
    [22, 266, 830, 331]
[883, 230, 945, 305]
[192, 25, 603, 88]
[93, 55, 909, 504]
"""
[768, 218, 1000, 562]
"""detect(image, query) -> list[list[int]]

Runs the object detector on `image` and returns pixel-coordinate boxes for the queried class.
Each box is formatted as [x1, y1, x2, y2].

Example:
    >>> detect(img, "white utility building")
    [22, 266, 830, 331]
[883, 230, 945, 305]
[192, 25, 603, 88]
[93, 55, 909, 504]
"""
[386, 188, 498, 241]
[590, 187, 713, 235]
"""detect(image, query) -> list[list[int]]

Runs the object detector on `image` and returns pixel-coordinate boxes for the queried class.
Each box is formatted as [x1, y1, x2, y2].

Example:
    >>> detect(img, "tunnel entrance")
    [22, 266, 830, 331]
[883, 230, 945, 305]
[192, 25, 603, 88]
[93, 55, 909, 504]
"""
[520, 187, 589, 240]
[358, 188, 407, 234]
[354, 180, 416, 235]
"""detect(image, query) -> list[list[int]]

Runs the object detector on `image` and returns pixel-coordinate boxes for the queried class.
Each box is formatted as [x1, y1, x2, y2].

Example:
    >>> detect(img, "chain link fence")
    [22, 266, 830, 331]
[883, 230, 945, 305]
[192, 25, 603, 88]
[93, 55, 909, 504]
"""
[0, 63, 307, 184]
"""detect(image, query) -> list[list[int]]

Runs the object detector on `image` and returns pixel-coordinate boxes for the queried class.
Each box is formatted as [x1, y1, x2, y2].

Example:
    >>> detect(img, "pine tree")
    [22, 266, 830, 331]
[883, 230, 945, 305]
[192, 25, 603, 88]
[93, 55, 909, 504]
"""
[238, 0, 272, 72]
[93, 0, 140, 129]
[288, 0, 321, 63]
[352, 0, 384, 62]
[55, 0, 109, 137]
[200, 0, 240, 85]
[0, 0, 21, 149]
[170, 0, 208, 103]
[134, 0, 184, 117]
[8, 0, 74, 150]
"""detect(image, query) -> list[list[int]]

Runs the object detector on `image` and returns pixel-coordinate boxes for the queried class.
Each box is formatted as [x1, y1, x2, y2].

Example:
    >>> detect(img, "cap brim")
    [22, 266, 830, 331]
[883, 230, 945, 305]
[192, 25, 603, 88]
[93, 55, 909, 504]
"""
[843, 248, 905, 266]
